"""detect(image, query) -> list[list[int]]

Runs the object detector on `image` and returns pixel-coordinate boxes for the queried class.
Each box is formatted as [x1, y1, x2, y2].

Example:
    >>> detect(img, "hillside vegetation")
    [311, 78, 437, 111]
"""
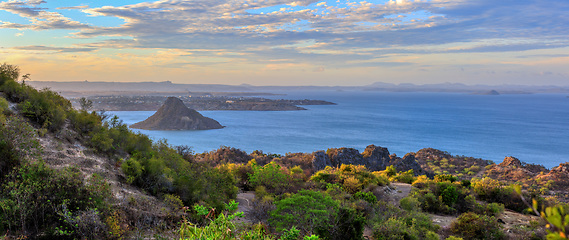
[1, 63, 568, 240]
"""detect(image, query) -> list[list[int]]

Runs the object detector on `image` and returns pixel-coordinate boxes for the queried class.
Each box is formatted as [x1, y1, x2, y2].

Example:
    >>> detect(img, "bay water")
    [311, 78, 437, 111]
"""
[109, 91, 569, 169]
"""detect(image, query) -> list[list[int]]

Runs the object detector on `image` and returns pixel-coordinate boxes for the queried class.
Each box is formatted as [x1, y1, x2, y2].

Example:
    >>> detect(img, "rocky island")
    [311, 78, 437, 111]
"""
[130, 97, 223, 130]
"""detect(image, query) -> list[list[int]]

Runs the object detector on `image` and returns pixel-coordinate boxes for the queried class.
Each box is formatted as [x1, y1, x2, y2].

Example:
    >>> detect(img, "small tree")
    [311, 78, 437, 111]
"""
[79, 97, 93, 112]
[269, 190, 339, 234]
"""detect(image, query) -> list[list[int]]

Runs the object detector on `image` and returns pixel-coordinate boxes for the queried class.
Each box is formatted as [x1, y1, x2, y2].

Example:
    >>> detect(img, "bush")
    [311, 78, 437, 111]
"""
[434, 174, 457, 183]
[450, 212, 505, 240]
[311, 164, 387, 194]
[400, 196, 421, 212]
[0, 162, 112, 237]
[0, 116, 41, 176]
[249, 162, 295, 195]
[354, 191, 377, 204]
[371, 201, 439, 240]
[471, 177, 526, 212]
[269, 190, 339, 234]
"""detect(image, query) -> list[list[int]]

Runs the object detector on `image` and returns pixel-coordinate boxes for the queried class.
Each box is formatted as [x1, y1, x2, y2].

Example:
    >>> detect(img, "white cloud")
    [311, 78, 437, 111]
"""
[0, 0, 90, 30]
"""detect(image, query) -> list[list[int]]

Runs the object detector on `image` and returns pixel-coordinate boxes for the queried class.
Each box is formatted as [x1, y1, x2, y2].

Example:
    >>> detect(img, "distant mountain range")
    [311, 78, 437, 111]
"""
[28, 81, 569, 94]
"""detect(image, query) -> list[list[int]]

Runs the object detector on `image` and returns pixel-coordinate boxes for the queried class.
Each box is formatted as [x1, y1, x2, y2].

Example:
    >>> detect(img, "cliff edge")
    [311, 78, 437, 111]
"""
[130, 97, 223, 130]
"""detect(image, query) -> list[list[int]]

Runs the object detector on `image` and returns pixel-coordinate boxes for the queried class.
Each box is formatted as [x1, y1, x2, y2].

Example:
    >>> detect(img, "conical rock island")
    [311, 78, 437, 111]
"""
[130, 97, 223, 130]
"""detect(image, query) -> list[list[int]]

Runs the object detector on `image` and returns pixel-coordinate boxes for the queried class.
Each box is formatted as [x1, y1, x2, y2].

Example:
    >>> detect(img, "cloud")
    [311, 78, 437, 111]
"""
[0, 0, 90, 30]
[56, 5, 89, 10]
[12, 45, 96, 52]
[2, 0, 569, 78]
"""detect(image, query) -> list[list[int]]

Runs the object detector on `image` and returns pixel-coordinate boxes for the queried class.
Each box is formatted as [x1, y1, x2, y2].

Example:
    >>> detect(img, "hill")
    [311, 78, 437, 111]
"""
[130, 97, 223, 130]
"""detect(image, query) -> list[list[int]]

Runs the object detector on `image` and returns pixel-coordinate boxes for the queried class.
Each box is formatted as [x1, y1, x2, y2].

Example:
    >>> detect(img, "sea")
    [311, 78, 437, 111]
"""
[109, 91, 569, 169]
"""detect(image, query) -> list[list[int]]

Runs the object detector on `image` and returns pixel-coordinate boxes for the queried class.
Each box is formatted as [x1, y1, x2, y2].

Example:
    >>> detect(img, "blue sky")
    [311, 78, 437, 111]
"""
[1, 0, 569, 86]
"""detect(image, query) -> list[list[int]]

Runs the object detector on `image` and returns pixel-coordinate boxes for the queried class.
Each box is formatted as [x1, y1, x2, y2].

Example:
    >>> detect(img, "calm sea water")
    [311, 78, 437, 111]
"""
[109, 91, 569, 169]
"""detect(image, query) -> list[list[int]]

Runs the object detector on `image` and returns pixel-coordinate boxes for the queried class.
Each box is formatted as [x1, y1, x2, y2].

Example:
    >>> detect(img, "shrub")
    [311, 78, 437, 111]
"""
[269, 190, 339, 234]
[249, 162, 295, 195]
[434, 174, 457, 183]
[450, 212, 505, 240]
[311, 164, 387, 194]
[354, 191, 377, 204]
[0, 162, 112, 237]
[471, 177, 526, 212]
[400, 196, 421, 212]
[371, 201, 439, 240]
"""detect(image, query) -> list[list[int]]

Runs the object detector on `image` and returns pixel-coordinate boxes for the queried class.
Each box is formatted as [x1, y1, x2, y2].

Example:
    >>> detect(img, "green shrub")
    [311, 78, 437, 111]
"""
[450, 212, 505, 240]
[392, 169, 415, 184]
[0, 116, 41, 176]
[400, 196, 421, 212]
[249, 162, 294, 195]
[311, 164, 387, 194]
[0, 96, 9, 114]
[269, 190, 339, 234]
[434, 174, 457, 183]
[0, 162, 111, 237]
[371, 201, 439, 240]
[354, 191, 377, 204]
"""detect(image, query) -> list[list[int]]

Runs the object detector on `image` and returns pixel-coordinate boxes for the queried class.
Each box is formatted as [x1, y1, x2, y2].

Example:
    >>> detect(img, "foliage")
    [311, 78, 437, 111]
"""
[249, 162, 297, 195]
[516, 186, 569, 240]
[391, 169, 415, 184]
[123, 140, 237, 211]
[353, 191, 377, 204]
[269, 190, 339, 234]
[400, 196, 421, 212]
[0, 96, 9, 114]
[0, 63, 20, 85]
[179, 200, 244, 240]
[450, 212, 505, 240]
[311, 165, 388, 194]
[0, 115, 41, 176]
[434, 174, 457, 183]
[540, 204, 569, 239]
[471, 177, 527, 212]
[371, 202, 439, 240]
[0, 162, 112, 237]
[1, 78, 71, 131]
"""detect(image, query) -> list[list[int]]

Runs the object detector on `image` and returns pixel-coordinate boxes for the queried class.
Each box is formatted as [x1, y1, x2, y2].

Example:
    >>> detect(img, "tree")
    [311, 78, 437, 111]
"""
[79, 97, 93, 111]
[0, 63, 20, 84]
[269, 190, 339, 234]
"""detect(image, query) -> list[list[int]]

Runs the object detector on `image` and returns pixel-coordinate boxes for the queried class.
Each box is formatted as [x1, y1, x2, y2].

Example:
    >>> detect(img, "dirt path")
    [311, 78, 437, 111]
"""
[388, 182, 413, 206]
[235, 191, 256, 223]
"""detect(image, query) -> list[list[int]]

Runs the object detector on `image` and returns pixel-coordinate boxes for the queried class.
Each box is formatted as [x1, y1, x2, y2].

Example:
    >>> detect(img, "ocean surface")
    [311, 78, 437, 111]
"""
[109, 91, 569, 169]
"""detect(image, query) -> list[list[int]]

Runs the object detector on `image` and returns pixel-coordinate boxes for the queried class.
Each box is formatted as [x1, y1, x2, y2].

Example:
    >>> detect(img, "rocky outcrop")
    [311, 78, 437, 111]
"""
[311, 145, 426, 175]
[312, 151, 332, 171]
[486, 156, 548, 185]
[130, 97, 223, 130]
[498, 156, 523, 168]
[327, 148, 365, 167]
[361, 145, 391, 171]
[392, 153, 427, 176]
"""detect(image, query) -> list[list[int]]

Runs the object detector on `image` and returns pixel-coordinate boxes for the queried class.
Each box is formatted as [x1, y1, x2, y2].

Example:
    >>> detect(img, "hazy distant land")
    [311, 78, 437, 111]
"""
[73, 95, 336, 111]
[28, 80, 569, 95]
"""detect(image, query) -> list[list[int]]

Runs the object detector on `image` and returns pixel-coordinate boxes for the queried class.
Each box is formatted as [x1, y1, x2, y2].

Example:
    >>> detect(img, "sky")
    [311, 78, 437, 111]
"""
[1, 0, 569, 86]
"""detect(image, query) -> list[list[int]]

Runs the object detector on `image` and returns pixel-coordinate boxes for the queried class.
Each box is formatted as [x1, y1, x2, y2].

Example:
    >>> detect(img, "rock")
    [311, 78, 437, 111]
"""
[130, 97, 223, 130]
[499, 156, 523, 168]
[550, 162, 569, 174]
[392, 153, 427, 175]
[327, 148, 365, 167]
[312, 145, 427, 175]
[361, 145, 391, 171]
[312, 151, 331, 171]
